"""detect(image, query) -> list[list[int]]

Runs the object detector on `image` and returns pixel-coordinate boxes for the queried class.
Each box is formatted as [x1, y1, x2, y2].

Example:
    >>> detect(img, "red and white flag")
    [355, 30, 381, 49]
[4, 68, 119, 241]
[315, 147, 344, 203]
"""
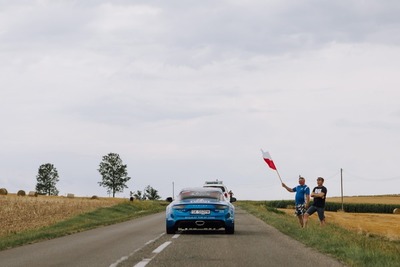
[261, 150, 277, 170]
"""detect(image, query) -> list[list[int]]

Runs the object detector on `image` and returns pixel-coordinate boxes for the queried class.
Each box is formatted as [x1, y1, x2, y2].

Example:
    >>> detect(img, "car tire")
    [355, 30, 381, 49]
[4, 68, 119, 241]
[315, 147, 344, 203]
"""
[225, 225, 234, 234]
[166, 225, 176, 234]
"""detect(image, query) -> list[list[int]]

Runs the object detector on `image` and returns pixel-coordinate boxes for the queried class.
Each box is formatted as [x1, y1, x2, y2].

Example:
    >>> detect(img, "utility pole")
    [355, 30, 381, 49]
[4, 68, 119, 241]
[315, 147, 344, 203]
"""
[341, 168, 344, 211]
[172, 181, 175, 200]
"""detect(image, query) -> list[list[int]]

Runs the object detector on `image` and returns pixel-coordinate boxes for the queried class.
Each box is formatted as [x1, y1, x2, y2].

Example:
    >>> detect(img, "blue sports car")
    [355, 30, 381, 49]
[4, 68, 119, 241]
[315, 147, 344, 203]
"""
[166, 187, 235, 234]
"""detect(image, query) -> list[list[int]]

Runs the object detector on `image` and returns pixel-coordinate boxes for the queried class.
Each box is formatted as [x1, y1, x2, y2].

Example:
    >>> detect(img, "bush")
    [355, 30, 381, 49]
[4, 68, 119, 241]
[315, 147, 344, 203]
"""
[325, 202, 398, 214]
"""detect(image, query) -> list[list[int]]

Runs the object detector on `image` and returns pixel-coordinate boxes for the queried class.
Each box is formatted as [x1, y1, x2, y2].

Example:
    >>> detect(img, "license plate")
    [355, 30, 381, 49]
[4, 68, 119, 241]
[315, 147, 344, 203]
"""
[191, 210, 210, 215]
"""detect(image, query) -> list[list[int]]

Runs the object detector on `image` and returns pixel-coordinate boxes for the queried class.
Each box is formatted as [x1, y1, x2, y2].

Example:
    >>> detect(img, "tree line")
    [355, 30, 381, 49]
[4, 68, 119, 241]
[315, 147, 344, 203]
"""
[34, 152, 160, 199]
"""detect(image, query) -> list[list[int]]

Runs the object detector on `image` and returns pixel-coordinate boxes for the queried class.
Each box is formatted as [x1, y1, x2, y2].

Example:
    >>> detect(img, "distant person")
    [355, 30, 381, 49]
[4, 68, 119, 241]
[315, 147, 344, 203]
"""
[228, 190, 236, 202]
[282, 177, 310, 227]
[304, 177, 327, 227]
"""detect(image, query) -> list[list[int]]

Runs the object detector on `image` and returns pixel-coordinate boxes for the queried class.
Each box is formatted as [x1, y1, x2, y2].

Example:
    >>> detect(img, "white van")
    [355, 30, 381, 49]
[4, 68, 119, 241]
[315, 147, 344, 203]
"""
[203, 180, 231, 201]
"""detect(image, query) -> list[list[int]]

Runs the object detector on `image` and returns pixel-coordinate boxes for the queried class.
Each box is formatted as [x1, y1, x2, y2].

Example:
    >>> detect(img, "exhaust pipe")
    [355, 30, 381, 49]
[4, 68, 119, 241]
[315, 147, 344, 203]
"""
[195, 221, 205, 226]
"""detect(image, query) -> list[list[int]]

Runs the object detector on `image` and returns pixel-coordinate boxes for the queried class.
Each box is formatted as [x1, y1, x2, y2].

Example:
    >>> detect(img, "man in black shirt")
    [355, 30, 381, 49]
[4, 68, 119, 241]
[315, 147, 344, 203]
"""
[304, 177, 327, 227]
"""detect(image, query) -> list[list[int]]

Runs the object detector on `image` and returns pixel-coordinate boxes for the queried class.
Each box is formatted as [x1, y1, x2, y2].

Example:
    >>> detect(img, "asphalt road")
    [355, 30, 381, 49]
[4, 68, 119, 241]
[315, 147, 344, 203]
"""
[0, 213, 166, 267]
[0, 208, 345, 267]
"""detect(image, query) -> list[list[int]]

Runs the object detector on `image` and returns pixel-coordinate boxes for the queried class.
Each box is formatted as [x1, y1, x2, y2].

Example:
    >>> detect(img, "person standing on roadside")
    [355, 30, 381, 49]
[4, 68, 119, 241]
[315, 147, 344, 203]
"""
[304, 177, 327, 227]
[282, 177, 310, 228]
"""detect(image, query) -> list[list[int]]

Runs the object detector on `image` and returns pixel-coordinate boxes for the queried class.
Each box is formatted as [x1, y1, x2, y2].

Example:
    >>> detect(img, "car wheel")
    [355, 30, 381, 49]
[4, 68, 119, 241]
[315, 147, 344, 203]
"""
[166, 225, 176, 234]
[225, 225, 234, 234]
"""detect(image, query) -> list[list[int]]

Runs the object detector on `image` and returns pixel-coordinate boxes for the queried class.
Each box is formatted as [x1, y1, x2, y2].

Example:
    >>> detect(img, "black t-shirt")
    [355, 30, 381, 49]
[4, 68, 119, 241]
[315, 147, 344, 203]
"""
[312, 186, 327, 208]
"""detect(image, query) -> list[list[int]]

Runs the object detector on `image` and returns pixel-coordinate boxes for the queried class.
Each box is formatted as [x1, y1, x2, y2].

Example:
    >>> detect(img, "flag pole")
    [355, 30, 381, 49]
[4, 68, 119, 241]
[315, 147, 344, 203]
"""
[275, 168, 283, 183]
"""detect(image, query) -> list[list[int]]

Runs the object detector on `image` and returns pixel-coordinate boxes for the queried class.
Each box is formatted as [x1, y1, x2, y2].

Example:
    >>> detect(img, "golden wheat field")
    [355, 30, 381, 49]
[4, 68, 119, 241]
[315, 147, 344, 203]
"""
[281, 195, 400, 241]
[0, 194, 125, 237]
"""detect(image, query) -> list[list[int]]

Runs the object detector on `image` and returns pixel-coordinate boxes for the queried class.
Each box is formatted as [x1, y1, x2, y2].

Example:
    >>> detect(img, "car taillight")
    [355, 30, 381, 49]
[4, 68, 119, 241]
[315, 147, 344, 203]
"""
[172, 205, 185, 210]
[172, 205, 186, 210]
[215, 205, 229, 210]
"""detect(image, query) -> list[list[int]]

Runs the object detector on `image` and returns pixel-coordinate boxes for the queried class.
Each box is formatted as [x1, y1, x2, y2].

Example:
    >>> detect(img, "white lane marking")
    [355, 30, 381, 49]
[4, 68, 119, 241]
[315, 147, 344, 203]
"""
[145, 233, 165, 245]
[134, 241, 172, 267]
[109, 233, 165, 267]
[172, 234, 180, 239]
[152, 241, 172, 254]
[133, 258, 151, 267]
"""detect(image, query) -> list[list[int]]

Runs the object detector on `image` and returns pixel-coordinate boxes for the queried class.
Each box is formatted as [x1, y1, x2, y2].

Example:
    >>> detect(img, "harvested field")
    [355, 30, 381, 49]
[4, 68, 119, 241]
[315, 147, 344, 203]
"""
[281, 209, 400, 241]
[0, 194, 125, 237]
[280, 194, 400, 241]
[326, 212, 400, 241]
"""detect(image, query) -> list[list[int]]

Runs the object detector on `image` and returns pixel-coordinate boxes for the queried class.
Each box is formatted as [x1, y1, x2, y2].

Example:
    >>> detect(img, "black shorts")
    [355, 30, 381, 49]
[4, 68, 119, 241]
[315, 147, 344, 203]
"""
[306, 206, 325, 221]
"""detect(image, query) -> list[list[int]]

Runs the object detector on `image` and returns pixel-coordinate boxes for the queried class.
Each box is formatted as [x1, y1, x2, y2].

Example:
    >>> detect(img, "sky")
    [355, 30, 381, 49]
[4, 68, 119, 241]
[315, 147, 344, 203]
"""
[1, 0, 400, 201]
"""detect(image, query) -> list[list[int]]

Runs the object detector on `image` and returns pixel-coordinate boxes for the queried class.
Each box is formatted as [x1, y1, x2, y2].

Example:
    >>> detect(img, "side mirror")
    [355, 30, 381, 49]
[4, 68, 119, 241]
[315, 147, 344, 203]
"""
[230, 197, 237, 203]
[166, 197, 173, 203]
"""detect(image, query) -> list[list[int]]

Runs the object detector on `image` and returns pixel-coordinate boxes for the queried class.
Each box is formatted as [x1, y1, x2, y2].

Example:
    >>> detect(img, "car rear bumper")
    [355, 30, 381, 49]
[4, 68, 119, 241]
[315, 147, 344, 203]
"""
[167, 217, 234, 230]
[176, 219, 228, 229]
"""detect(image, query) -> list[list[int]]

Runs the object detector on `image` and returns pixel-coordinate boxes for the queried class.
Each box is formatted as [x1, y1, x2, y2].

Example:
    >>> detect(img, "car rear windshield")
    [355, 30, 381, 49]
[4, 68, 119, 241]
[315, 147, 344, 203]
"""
[178, 190, 223, 201]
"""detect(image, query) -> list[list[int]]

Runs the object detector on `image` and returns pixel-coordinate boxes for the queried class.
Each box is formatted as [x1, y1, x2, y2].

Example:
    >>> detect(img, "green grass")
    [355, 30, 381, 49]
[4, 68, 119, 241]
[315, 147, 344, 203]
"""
[0, 200, 167, 251]
[237, 201, 400, 267]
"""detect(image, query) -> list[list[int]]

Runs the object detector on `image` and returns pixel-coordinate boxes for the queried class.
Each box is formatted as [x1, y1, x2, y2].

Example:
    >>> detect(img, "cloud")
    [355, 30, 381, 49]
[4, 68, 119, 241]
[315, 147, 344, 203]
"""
[1, 1, 400, 200]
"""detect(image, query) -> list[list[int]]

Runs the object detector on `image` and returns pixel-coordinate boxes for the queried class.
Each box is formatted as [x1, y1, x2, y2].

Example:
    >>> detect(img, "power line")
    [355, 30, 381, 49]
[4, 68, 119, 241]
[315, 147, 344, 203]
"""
[326, 170, 341, 181]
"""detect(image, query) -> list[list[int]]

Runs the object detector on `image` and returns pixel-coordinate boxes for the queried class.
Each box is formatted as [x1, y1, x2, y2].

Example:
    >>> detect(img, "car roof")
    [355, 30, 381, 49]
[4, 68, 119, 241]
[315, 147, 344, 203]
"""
[177, 187, 224, 200]
[203, 180, 225, 186]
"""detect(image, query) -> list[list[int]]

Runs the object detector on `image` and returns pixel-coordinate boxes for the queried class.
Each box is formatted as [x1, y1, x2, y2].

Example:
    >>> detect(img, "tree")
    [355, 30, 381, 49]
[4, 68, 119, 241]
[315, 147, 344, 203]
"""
[35, 163, 60, 196]
[98, 153, 131, 197]
[133, 190, 146, 200]
[144, 185, 161, 200]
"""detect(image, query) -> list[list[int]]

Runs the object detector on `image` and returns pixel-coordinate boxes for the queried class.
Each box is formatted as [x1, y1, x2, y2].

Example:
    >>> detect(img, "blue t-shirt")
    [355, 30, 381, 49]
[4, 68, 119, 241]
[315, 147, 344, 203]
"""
[292, 185, 310, 205]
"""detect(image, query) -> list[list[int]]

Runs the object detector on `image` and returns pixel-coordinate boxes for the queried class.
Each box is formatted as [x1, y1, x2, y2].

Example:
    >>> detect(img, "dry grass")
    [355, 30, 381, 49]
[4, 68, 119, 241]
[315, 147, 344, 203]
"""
[0, 194, 125, 237]
[327, 195, 400, 241]
[326, 212, 400, 241]
[280, 195, 400, 241]
[279, 210, 400, 240]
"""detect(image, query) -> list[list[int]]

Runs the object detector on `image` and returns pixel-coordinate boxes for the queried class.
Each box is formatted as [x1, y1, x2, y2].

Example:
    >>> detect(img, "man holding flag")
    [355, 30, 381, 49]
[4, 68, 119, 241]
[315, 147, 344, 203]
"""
[282, 177, 310, 228]
[260, 150, 310, 227]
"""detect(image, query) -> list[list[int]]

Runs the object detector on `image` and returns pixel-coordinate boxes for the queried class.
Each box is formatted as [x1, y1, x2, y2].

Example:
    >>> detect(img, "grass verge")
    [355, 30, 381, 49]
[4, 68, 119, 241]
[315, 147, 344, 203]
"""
[237, 201, 400, 267]
[0, 200, 167, 251]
